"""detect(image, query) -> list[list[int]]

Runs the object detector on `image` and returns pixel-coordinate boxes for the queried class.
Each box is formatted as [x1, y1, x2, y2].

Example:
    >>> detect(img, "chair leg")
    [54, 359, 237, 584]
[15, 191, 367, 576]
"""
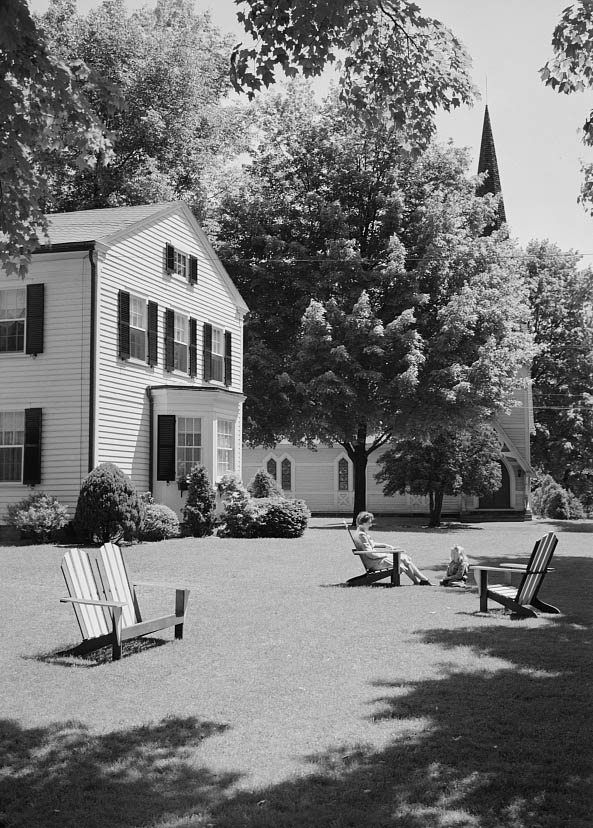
[111, 605, 123, 661]
[175, 589, 190, 639]
[390, 552, 401, 587]
[531, 597, 561, 614]
[479, 571, 489, 612]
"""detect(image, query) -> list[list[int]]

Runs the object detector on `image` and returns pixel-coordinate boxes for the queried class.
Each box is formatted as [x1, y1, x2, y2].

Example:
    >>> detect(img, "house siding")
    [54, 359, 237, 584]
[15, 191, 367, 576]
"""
[0, 253, 92, 519]
[95, 210, 244, 497]
[1, 203, 247, 525]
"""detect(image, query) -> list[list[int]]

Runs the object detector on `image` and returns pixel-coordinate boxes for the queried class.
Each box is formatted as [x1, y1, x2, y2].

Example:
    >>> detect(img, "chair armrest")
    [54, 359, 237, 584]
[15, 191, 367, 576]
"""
[132, 581, 190, 589]
[61, 597, 126, 608]
[470, 566, 513, 573]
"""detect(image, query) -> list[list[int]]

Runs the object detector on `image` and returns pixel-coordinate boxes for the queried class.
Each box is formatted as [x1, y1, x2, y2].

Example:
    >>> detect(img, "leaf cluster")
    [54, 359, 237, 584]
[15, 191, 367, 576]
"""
[230, 0, 475, 147]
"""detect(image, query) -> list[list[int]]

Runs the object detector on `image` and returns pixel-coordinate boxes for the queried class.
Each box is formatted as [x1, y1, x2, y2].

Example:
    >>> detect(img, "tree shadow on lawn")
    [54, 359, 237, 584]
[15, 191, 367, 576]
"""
[0, 715, 238, 828]
[203, 610, 593, 828]
[5, 561, 591, 828]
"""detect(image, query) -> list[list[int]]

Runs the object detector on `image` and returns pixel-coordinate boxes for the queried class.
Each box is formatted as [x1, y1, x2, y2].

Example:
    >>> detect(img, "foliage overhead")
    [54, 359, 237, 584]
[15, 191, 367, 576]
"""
[0, 0, 110, 275]
[37, 0, 241, 214]
[541, 1, 593, 208]
[230, 0, 476, 147]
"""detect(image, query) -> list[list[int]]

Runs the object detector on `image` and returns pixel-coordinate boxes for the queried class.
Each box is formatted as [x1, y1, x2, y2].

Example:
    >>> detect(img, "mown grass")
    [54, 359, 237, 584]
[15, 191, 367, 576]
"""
[1, 517, 592, 827]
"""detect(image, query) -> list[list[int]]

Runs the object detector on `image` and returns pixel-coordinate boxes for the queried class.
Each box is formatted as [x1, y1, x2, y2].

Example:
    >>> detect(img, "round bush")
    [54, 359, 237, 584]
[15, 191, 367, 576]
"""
[182, 464, 216, 537]
[139, 503, 180, 541]
[6, 492, 69, 543]
[74, 462, 144, 543]
[248, 469, 281, 498]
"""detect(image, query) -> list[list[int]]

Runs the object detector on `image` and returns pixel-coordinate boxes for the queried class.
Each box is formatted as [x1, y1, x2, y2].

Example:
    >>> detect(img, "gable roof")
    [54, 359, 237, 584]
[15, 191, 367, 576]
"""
[40, 203, 176, 247]
[37, 201, 248, 314]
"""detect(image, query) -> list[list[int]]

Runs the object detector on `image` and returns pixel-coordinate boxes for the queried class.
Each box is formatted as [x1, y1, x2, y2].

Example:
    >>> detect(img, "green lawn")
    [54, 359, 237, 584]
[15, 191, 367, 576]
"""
[1, 517, 592, 828]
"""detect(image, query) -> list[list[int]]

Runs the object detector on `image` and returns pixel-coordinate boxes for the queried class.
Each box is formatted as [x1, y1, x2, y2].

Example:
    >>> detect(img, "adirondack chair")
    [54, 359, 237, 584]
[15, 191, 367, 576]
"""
[343, 520, 402, 587]
[471, 532, 559, 618]
[61, 543, 190, 660]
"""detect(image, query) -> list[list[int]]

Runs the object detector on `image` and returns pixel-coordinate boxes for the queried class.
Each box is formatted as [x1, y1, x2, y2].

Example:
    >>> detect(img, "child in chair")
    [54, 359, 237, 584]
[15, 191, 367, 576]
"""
[355, 511, 432, 585]
[440, 545, 469, 586]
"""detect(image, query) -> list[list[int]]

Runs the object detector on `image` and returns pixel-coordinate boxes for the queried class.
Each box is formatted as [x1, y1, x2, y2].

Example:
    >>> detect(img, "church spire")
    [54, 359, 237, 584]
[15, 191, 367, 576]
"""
[477, 105, 506, 232]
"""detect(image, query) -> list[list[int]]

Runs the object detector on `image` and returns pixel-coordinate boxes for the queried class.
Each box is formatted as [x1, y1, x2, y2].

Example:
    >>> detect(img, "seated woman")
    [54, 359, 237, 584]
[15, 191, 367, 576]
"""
[355, 511, 432, 585]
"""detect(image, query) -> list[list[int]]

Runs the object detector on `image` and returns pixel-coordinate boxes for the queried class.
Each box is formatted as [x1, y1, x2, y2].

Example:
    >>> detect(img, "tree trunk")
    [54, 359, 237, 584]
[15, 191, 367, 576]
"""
[344, 423, 369, 525]
[428, 488, 444, 527]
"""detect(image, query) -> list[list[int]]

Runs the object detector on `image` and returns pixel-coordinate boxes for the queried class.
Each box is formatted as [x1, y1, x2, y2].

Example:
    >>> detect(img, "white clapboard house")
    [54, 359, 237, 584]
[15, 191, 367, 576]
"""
[0, 202, 248, 523]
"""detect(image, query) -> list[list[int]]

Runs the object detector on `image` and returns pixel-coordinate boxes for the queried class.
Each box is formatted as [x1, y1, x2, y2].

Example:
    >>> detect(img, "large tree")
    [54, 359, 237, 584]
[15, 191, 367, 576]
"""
[525, 239, 593, 507]
[215, 89, 533, 519]
[37, 0, 241, 213]
[0, 0, 109, 274]
[230, 0, 475, 147]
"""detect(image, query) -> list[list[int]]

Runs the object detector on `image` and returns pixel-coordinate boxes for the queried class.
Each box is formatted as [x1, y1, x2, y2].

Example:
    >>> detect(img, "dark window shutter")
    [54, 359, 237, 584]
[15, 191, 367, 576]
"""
[224, 330, 232, 386]
[203, 323, 212, 381]
[23, 408, 42, 485]
[166, 243, 175, 273]
[164, 308, 175, 371]
[189, 256, 198, 284]
[157, 414, 176, 481]
[147, 301, 158, 366]
[25, 284, 44, 355]
[189, 317, 197, 377]
[117, 291, 130, 360]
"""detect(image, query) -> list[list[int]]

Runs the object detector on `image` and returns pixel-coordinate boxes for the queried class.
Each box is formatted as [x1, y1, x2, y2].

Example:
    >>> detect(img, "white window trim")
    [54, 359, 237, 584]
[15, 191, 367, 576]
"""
[279, 453, 294, 493]
[0, 287, 26, 355]
[335, 453, 352, 492]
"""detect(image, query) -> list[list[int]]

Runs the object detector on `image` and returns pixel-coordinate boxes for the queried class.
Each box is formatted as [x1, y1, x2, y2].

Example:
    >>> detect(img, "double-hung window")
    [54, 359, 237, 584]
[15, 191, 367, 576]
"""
[174, 313, 188, 373]
[129, 295, 147, 361]
[0, 411, 24, 481]
[177, 417, 202, 478]
[0, 289, 26, 353]
[217, 420, 234, 476]
[211, 328, 224, 382]
[174, 250, 188, 280]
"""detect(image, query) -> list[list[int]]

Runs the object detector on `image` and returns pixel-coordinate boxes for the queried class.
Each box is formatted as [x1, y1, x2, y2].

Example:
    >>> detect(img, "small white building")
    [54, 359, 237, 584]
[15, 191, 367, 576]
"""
[0, 202, 248, 522]
[242, 376, 534, 519]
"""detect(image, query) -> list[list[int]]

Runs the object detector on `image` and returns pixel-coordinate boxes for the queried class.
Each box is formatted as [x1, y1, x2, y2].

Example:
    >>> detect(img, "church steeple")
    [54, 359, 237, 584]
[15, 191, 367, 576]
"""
[477, 105, 506, 232]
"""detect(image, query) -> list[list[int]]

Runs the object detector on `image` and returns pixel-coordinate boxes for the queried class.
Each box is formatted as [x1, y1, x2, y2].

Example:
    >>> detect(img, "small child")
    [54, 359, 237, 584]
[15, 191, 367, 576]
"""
[440, 545, 469, 587]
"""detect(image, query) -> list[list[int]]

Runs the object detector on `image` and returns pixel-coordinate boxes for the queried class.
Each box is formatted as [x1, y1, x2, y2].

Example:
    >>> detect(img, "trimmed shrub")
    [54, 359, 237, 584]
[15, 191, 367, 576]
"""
[217, 472, 249, 501]
[182, 464, 216, 537]
[219, 494, 310, 538]
[248, 469, 282, 498]
[6, 492, 69, 543]
[139, 502, 180, 541]
[258, 497, 310, 537]
[74, 462, 144, 543]
[531, 474, 586, 519]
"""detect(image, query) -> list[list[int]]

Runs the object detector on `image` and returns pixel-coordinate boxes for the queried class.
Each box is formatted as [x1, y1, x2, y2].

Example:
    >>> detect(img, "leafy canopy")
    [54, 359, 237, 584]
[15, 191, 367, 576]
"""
[0, 0, 109, 274]
[37, 0, 240, 214]
[230, 0, 475, 146]
[541, 2, 593, 208]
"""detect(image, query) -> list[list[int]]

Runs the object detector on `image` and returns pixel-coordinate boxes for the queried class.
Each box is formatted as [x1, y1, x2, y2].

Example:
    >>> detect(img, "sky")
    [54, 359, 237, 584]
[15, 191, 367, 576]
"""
[29, 0, 593, 265]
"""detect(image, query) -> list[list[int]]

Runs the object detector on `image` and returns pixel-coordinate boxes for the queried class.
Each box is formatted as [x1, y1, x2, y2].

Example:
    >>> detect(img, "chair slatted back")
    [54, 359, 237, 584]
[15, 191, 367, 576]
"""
[516, 532, 558, 605]
[93, 543, 139, 627]
[61, 548, 111, 640]
[343, 520, 377, 570]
